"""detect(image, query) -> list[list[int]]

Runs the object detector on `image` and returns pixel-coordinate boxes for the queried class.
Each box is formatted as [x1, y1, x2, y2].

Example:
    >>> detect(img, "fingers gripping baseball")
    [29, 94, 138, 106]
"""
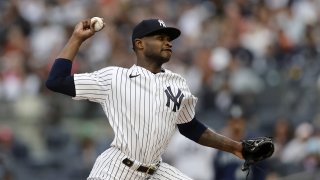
[82, 19, 92, 31]
[72, 17, 105, 42]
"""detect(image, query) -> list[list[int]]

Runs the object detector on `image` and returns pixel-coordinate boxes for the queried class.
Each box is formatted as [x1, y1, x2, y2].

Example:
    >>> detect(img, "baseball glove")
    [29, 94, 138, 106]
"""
[241, 137, 274, 171]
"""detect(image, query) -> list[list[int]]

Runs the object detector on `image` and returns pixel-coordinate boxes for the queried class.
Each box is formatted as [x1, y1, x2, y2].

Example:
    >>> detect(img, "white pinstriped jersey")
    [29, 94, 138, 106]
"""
[73, 64, 197, 173]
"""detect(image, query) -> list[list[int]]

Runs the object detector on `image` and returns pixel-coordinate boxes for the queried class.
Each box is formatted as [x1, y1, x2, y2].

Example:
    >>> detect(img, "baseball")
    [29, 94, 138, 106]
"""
[91, 17, 104, 32]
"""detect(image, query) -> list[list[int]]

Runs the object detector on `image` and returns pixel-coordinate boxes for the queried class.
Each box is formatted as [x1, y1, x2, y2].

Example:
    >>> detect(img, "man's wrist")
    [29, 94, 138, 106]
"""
[69, 34, 85, 45]
[234, 141, 244, 159]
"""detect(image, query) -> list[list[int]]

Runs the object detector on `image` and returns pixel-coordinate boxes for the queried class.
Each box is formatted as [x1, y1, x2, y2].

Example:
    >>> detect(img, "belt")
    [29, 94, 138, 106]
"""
[122, 158, 159, 175]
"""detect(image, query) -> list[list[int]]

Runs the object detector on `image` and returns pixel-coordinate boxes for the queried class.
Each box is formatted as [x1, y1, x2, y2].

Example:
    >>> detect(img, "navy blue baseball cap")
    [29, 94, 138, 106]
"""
[132, 19, 181, 44]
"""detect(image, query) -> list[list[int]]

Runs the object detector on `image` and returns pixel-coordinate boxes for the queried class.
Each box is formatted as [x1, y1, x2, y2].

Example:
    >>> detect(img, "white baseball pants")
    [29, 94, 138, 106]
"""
[87, 147, 192, 180]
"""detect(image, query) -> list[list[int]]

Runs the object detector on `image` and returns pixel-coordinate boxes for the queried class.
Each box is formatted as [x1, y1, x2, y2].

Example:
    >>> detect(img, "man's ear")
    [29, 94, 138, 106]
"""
[134, 39, 144, 50]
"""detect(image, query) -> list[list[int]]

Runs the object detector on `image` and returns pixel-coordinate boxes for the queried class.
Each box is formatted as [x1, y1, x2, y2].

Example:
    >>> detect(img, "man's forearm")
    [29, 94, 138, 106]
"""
[198, 128, 243, 159]
[58, 35, 83, 61]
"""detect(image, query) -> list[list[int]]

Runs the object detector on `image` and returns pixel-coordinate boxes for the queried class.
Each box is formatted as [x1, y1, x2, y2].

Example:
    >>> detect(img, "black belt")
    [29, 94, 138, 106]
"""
[122, 158, 159, 175]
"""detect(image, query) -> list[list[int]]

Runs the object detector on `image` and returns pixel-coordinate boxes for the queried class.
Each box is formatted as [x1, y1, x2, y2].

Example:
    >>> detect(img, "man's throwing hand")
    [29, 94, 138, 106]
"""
[72, 18, 105, 42]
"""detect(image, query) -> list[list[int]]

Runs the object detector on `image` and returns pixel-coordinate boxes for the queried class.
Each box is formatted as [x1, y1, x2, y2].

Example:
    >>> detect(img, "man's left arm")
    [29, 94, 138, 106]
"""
[197, 126, 243, 159]
[177, 118, 243, 159]
[177, 84, 273, 166]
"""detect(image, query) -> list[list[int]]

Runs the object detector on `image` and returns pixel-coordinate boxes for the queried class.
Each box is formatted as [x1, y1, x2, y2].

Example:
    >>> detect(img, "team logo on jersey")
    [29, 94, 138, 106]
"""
[164, 86, 184, 112]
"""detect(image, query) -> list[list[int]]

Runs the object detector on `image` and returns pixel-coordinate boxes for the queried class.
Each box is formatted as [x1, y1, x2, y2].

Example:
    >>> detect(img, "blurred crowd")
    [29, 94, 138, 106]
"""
[1, 0, 320, 179]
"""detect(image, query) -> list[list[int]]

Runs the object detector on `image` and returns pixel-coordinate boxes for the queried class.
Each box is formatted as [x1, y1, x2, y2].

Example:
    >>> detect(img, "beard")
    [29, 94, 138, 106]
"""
[144, 49, 171, 65]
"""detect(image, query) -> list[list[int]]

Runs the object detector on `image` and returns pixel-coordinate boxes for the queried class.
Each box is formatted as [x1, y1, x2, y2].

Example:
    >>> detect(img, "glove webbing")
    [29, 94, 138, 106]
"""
[241, 139, 257, 172]
[241, 137, 274, 170]
[241, 139, 263, 180]
[241, 161, 251, 180]
[242, 160, 267, 180]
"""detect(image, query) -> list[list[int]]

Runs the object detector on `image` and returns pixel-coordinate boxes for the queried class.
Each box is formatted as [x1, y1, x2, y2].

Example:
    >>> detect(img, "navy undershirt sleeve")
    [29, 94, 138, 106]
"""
[46, 58, 76, 97]
[177, 117, 208, 142]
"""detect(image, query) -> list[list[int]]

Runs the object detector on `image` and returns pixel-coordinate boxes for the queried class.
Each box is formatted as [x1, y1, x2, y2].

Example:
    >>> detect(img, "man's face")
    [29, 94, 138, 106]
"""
[141, 33, 173, 64]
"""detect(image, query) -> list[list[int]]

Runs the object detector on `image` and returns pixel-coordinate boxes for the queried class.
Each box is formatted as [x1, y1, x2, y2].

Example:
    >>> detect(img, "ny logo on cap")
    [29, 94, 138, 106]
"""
[158, 19, 166, 27]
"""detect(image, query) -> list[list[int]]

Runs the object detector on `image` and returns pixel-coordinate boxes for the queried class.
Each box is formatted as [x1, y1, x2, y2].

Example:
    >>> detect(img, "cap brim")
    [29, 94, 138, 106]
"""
[145, 27, 181, 41]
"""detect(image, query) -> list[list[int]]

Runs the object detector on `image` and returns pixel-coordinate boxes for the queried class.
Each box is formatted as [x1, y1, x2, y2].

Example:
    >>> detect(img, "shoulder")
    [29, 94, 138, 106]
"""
[96, 66, 125, 72]
[75, 66, 129, 79]
[92, 66, 130, 75]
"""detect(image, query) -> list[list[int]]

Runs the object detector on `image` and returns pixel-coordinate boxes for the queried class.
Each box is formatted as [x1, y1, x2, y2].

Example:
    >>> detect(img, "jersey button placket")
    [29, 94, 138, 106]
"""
[153, 74, 161, 114]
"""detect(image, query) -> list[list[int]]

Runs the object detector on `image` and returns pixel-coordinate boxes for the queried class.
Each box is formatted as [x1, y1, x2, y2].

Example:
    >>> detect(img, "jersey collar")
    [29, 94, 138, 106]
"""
[130, 64, 166, 75]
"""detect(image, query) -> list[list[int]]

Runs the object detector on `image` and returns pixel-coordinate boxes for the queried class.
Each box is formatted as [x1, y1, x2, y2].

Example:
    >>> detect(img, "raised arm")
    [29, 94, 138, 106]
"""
[58, 19, 96, 61]
[46, 19, 103, 96]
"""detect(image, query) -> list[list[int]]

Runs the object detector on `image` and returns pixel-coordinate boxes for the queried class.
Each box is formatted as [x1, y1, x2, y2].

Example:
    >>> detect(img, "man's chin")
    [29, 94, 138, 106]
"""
[161, 56, 170, 63]
[161, 52, 171, 62]
[163, 50, 172, 56]
[146, 53, 171, 64]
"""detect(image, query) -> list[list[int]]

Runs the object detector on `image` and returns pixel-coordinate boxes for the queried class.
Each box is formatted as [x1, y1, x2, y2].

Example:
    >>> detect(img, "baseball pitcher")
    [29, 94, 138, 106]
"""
[46, 18, 274, 180]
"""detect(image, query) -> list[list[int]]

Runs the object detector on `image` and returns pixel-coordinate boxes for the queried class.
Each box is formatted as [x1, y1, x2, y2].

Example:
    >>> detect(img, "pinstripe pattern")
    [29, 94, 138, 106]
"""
[73, 64, 197, 179]
[150, 162, 193, 180]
